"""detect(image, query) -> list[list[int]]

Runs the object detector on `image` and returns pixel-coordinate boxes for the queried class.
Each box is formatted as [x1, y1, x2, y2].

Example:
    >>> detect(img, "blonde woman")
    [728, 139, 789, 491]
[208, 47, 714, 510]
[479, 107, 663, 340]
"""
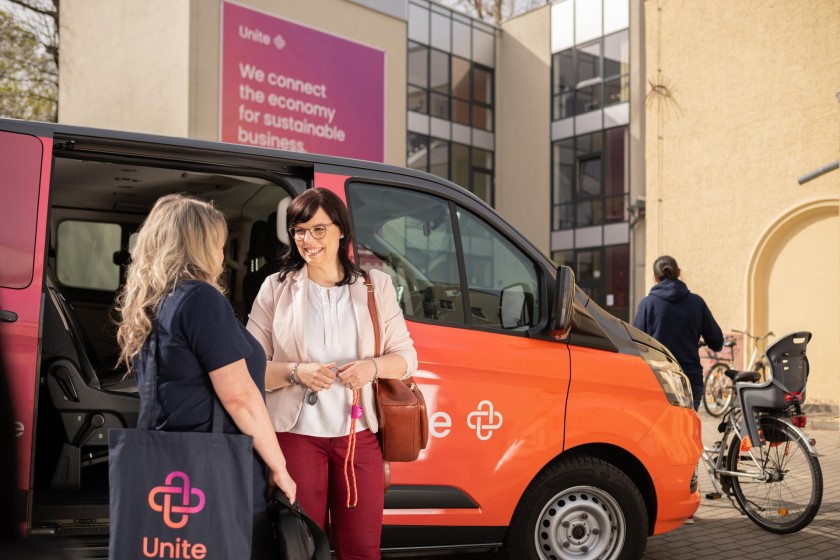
[115, 194, 296, 559]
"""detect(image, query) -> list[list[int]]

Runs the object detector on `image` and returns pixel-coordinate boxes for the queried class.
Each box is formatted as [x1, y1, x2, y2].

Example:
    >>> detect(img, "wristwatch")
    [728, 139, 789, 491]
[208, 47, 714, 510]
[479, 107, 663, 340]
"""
[289, 362, 300, 385]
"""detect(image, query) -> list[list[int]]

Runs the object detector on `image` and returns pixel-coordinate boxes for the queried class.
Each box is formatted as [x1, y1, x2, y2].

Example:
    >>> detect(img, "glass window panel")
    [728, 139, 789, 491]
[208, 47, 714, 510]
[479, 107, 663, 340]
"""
[576, 199, 603, 227]
[576, 131, 603, 155]
[472, 28, 494, 67]
[603, 30, 629, 78]
[471, 147, 493, 170]
[452, 98, 470, 125]
[605, 195, 626, 223]
[605, 244, 630, 320]
[576, 249, 602, 282]
[551, 0, 574, 52]
[429, 139, 449, 179]
[451, 143, 470, 188]
[554, 92, 576, 120]
[451, 56, 471, 100]
[452, 20, 471, 58]
[471, 170, 492, 203]
[575, 83, 601, 114]
[430, 49, 450, 94]
[430, 92, 450, 119]
[472, 66, 492, 104]
[57, 221, 121, 291]
[605, 126, 627, 196]
[553, 204, 575, 230]
[407, 133, 429, 171]
[578, 157, 602, 196]
[604, 77, 629, 107]
[575, 0, 602, 44]
[408, 3, 430, 43]
[430, 12, 451, 51]
[408, 42, 428, 88]
[576, 40, 601, 87]
[408, 85, 428, 114]
[552, 250, 574, 269]
[552, 141, 574, 204]
[604, 0, 630, 35]
[553, 49, 574, 95]
[471, 105, 493, 131]
[458, 208, 540, 329]
[347, 183, 465, 324]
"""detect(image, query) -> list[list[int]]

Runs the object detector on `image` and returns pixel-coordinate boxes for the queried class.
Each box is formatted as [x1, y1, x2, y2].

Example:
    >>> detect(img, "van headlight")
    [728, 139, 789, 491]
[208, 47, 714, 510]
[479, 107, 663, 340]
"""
[650, 363, 693, 408]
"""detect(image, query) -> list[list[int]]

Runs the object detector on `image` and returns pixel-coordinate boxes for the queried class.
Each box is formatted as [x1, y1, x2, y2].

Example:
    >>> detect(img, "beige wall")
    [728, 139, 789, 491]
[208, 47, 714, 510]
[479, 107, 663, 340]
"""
[60, 0, 192, 136]
[644, 0, 840, 404]
[61, 0, 407, 165]
[496, 7, 551, 255]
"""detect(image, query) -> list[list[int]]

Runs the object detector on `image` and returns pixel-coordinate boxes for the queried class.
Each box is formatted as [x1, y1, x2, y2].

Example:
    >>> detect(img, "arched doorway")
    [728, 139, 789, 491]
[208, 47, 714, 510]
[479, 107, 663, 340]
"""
[746, 198, 840, 409]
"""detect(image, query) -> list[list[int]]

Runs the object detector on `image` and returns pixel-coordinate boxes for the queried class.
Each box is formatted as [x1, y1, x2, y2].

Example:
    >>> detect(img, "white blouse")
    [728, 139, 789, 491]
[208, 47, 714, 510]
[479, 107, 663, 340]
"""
[289, 280, 369, 436]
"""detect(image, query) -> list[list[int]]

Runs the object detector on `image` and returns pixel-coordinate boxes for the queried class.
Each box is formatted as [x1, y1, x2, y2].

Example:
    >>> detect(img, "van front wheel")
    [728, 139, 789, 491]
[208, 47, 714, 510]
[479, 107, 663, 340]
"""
[505, 455, 648, 560]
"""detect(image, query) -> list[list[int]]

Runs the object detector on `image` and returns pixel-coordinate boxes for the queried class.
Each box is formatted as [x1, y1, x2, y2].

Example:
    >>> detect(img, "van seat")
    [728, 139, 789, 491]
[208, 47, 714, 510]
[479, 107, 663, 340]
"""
[41, 268, 139, 489]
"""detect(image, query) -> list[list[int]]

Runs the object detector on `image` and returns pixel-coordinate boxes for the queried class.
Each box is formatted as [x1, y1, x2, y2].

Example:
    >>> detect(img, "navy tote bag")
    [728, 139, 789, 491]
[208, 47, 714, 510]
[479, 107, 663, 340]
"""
[109, 329, 253, 559]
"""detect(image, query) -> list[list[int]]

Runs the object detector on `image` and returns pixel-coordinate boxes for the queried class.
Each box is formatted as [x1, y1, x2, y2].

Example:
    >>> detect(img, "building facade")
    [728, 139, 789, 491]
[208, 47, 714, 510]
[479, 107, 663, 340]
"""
[58, 0, 840, 408]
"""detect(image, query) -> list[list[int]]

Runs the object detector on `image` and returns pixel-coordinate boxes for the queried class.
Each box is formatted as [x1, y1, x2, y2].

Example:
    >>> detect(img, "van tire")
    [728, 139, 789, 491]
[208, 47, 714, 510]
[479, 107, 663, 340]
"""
[505, 455, 648, 560]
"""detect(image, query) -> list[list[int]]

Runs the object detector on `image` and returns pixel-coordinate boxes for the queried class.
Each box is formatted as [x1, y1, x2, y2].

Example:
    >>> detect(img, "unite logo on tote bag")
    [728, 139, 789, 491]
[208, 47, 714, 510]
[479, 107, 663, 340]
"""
[109, 329, 254, 559]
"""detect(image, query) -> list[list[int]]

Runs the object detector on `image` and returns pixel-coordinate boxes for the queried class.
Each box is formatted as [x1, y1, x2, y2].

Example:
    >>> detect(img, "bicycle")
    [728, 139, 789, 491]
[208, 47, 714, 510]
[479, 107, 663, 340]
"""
[700, 332, 822, 533]
[702, 330, 773, 417]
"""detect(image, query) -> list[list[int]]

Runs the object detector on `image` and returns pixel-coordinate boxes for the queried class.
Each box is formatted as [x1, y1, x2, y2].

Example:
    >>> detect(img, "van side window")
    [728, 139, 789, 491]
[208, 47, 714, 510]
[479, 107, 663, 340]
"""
[457, 208, 540, 329]
[0, 131, 43, 289]
[347, 184, 466, 324]
[56, 221, 122, 291]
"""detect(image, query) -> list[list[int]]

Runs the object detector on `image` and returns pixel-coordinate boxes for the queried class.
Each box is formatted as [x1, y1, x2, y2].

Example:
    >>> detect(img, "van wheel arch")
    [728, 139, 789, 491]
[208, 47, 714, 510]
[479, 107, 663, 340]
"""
[505, 452, 649, 560]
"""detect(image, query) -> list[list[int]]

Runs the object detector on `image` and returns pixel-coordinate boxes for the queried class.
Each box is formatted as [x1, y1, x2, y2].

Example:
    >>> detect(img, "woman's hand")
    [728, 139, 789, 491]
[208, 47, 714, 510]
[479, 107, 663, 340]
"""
[270, 467, 297, 504]
[297, 361, 337, 392]
[337, 359, 377, 390]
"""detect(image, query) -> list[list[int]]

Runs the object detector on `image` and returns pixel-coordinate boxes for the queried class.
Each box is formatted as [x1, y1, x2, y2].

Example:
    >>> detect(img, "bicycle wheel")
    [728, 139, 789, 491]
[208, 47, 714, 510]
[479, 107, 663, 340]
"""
[703, 363, 733, 416]
[726, 416, 822, 533]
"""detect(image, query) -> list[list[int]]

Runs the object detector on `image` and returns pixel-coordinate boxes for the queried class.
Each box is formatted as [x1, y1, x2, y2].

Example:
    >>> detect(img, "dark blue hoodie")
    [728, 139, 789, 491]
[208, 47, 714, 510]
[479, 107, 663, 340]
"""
[633, 279, 723, 380]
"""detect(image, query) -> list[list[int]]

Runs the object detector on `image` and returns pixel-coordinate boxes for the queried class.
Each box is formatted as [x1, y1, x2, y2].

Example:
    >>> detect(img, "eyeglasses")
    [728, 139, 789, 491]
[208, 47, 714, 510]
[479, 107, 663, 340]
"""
[288, 223, 335, 240]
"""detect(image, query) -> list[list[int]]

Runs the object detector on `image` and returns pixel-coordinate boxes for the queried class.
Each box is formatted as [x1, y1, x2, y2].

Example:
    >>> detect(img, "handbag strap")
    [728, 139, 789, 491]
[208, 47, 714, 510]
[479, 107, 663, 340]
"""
[361, 271, 381, 358]
[138, 314, 225, 433]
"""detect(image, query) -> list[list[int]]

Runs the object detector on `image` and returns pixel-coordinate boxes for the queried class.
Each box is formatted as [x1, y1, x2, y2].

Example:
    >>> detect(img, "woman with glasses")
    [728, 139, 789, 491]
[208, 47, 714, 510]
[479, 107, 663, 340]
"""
[246, 188, 417, 560]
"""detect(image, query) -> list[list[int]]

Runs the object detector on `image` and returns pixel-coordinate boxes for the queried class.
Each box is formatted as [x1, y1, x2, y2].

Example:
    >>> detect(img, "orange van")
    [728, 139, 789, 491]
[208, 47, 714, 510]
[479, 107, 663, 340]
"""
[0, 118, 701, 558]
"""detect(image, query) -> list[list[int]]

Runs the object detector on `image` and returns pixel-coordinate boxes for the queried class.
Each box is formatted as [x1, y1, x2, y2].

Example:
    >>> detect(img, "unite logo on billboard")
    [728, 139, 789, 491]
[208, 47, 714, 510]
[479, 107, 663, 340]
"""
[142, 471, 208, 559]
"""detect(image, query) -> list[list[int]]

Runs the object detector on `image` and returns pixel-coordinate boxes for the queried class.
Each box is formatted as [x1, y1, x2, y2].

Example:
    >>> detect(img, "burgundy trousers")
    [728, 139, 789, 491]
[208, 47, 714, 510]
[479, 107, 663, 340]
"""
[276, 430, 384, 560]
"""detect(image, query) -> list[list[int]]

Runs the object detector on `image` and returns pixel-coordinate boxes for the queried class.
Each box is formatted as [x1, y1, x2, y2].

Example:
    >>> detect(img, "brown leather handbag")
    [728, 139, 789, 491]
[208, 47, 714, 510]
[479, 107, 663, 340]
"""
[362, 272, 428, 462]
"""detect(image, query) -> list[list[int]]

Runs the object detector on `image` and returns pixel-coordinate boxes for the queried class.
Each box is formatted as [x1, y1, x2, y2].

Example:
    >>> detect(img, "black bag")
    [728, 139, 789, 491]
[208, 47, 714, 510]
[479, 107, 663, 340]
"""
[267, 489, 331, 560]
[109, 329, 254, 559]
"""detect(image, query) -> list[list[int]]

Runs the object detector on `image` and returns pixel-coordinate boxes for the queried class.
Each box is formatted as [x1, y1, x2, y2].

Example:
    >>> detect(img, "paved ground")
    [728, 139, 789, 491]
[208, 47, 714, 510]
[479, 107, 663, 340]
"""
[642, 409, 840, 560]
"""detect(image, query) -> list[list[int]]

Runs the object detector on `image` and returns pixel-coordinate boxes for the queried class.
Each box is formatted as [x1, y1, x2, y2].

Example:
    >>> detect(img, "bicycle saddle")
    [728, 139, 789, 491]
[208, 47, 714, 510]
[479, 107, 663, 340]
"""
[724, 369, 761, 383]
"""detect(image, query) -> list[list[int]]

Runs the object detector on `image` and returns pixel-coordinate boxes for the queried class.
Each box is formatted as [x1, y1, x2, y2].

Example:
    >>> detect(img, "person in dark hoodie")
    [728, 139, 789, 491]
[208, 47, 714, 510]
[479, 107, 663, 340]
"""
[633, 255, 724, 410]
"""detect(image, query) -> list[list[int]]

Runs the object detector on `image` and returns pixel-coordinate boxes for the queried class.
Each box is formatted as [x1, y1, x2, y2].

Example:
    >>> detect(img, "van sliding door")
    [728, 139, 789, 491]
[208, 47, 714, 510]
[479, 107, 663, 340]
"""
[0, 126, 54, 529]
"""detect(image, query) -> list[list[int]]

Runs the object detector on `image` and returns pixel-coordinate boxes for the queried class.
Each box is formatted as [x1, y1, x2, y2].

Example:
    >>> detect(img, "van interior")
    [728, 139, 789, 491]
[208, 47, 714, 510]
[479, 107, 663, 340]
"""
[33, 148, 302, 535]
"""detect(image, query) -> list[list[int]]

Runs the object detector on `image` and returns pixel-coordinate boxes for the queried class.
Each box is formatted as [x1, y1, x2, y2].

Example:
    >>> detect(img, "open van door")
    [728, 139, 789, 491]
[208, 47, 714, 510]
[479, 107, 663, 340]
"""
[0, 123, 54, 532]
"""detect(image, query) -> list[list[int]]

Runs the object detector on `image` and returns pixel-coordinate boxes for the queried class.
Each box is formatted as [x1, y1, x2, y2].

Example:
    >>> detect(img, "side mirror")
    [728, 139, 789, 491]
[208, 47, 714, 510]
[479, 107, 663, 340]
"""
[550, 265, 575, 341]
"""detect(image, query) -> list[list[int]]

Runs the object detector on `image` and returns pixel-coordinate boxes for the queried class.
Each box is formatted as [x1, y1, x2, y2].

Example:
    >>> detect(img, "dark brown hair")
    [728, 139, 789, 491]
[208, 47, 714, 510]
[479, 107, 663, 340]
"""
[277, 188, 362, 286]
[653, 255, 680, 282]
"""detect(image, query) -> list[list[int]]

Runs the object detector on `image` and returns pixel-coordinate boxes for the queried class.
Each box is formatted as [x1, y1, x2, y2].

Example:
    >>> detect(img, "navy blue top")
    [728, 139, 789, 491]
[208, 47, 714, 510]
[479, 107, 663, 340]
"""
[136, 281, 268, 513]
[633, 279, 723, 380]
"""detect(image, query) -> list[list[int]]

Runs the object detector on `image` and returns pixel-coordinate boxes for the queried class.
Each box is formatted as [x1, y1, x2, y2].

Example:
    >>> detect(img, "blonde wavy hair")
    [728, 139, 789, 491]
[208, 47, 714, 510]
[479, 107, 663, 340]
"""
[115, 194, 227, 371]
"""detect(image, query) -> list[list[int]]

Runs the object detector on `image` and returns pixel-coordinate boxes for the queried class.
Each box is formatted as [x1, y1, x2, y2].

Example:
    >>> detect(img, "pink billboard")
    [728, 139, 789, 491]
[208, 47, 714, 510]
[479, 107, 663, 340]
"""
[220, 1, 385, 162]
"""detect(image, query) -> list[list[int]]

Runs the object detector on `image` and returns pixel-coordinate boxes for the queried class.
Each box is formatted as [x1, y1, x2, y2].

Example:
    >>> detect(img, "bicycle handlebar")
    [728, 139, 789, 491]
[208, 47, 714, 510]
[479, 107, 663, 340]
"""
[731, 329, 774, 341]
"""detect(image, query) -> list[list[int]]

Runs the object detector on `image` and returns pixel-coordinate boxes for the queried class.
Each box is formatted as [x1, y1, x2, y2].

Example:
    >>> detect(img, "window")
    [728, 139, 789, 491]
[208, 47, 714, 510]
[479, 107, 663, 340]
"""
[458, 209, 539, 329]
[348, 183, 539, 330]
[56, 221, 122, 291]
[551, 126, 627, 231]
[551, 30, 630, 119]
[552, 244, 630, 321]
[0, 131, 42, 288]
[405, 136, 494, 205]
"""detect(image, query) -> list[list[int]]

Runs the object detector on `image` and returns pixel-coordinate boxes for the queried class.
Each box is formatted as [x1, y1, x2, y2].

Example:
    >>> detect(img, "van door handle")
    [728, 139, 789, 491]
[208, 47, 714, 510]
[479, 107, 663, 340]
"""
[0, 310, 18, 323]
